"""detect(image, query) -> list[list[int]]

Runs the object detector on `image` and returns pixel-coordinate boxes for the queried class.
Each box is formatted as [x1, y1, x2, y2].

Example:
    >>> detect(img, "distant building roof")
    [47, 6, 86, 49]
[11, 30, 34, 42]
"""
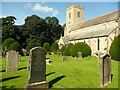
[70, 10, 119, 31]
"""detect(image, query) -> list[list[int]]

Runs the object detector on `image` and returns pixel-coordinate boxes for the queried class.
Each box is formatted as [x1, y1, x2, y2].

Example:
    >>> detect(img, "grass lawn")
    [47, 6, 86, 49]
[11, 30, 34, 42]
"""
[0, 54, 119, 89]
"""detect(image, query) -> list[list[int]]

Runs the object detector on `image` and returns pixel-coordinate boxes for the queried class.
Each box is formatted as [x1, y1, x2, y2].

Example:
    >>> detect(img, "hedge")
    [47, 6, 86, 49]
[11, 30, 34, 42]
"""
[2, 38, 15, 51]
[43, 42, 50, 52]
[109, 35, 120, 61]
[8, 41, 22, 53]
[50, 42, 58, 53]
[70, 42, 91, 57]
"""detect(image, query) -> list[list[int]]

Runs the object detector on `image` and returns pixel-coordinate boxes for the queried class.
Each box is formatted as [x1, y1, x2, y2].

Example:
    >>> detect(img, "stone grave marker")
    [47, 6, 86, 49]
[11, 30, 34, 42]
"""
[62, 55, 67, 61]
[6, 50, 19, 72]
[99, 54, 111, 87]
[78, 52, 82, 59]
[27, 47, 48, 89]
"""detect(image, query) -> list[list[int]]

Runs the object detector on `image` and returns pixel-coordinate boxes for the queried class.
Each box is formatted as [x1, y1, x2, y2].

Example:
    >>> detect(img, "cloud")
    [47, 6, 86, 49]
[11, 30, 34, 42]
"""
[25, 3, 32, 8]
[33, 3, 58, 16]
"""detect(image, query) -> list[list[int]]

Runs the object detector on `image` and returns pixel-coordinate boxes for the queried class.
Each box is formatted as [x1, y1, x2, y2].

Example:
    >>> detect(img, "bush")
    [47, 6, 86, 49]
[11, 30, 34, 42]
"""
[60, 46, 65, 53]
[70, 42, 91, 57]
[26, 40, 41, 52]
[50, 42, 58, 53]
[2, 38, 15, 51]
[63, 43, 73, 56]
[43, 42, 50, 52]
[109, 35, 120, 61]
[8, 41, 22, 53]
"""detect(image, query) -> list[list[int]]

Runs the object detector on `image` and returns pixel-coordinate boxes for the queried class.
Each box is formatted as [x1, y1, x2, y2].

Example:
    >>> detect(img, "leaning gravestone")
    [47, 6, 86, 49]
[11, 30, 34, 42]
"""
[27, 47, 48, 89]
[99, 54, 111, 87]
[6, 50, 19, 72]
[78, 52, 82, 59]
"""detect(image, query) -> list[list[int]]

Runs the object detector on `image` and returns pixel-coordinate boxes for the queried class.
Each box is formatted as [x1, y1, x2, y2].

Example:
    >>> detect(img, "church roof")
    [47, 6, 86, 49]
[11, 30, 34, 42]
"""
[65, 26, 118, 41]
[70, 10, 119, 31]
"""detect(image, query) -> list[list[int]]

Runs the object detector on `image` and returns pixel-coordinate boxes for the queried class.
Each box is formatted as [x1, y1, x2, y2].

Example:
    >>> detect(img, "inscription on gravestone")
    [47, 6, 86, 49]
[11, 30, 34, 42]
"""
[6, 50, 19, 72]
[29, 47, 46, 84]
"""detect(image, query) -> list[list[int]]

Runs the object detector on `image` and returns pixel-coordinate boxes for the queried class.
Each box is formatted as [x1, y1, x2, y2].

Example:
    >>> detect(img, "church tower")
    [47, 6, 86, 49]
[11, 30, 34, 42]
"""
[64, 4, 84, 36]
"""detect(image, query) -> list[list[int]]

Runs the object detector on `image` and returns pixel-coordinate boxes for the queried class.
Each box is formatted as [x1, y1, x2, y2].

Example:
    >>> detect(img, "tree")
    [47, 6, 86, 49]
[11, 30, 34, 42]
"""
[109, 35, 120, 61]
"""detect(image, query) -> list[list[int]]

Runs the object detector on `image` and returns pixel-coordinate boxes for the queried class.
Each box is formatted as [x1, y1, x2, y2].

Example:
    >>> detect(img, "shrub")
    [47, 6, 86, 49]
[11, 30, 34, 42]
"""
[8, 41, 22, 53]
[43, 42, 50, 52]
[63, 43, 73, 56]
[60, 46, 65, 53]
[2, 38, 15, 51]
[70, 42, 91, 57]
[26, 40, 41, 52]
[109, 35, 120, 61]
[50, 42, 58, 53]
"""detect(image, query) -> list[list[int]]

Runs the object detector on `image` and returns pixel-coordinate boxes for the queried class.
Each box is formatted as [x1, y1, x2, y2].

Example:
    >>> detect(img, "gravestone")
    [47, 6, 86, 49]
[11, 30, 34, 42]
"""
[27, 47, 48, 89]
[78, 52, 82, 59]
[6, 50, 19, 72]
[95, 51, 104, 66]
[62, 55, 67, 61]
[99, 54, 111, 87]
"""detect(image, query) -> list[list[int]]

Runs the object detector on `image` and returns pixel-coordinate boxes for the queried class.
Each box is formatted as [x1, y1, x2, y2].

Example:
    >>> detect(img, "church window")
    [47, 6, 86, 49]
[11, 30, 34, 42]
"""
[69, 12, 71, 18]
[97, 38, 100, 50]
[78, 12, 80, 17]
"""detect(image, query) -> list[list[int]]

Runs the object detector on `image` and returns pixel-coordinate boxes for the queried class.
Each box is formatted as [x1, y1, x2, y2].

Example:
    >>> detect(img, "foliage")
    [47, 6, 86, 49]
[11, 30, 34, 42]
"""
[26, 40, 41, 52]
[60, 46, 65, 53]
[63, 43, 73, 56]
[1, 15, 63, 49]
[109, 35, 120, 61]
[8, 41, 22, 53]
[2, 38, 15, 51]
[50, 42, 58, 53]
[43, 42, 50, 52]
[70, 42, 91, 57]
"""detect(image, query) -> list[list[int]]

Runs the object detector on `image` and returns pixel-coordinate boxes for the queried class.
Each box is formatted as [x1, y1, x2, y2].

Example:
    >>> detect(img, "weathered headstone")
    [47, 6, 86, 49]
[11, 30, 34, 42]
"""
[99, 54, 111, 87]
[6, 50, 19, 72]
[78, 52, 82, 59]
[27, 47, 48, 89]
[95, 51, 104, 66]
[62, 55, 67, 61]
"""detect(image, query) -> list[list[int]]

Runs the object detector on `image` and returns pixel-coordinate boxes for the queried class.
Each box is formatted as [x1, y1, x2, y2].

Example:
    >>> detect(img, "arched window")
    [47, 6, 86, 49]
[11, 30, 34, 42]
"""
[78, 12, 80, 17]
[69, 12, 71, 18]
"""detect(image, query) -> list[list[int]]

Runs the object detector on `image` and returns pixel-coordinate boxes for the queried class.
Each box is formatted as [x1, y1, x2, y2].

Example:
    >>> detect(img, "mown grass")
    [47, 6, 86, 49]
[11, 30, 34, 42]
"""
[0, 54, 118, 89]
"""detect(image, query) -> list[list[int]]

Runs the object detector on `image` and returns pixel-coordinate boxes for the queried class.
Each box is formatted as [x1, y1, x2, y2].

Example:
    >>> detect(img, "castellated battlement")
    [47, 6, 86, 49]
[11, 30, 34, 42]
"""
[67, 4, 84, 10]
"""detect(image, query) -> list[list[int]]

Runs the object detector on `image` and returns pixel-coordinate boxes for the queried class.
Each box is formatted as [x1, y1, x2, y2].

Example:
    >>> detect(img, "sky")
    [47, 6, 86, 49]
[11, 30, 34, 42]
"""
[1, 2, 119, 25]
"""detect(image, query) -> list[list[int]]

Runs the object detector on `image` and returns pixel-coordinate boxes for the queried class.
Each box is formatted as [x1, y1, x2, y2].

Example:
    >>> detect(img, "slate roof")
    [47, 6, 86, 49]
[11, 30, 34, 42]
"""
[68, 26, 118, 41]
[70, 10, 119, 31]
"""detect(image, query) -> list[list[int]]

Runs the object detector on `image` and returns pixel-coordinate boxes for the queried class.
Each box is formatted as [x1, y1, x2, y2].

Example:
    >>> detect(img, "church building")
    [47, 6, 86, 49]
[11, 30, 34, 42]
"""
[58, 4, 120, 55]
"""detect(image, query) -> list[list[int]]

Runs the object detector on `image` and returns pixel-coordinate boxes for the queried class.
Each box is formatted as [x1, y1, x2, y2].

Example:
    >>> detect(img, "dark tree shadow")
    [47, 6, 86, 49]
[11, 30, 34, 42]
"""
[49, 75, 65, 88]
[0, 70, 6, 72]
[111, 74, 113, 82]
[1, 86, 16, 90]
[18, 67, 27, 71]
[46, 72, 55, 77]
[0, 76, 20, 83]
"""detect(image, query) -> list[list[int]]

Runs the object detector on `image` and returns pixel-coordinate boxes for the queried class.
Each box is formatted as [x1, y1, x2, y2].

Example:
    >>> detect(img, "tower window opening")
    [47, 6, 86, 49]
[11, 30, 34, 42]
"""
[78, 12, 80, 17]
[69, 12, 71, 18]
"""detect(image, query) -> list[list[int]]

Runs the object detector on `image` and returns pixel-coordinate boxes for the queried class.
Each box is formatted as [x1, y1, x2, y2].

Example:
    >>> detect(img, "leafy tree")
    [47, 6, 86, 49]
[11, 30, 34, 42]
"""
[109, 35, 120, 61]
